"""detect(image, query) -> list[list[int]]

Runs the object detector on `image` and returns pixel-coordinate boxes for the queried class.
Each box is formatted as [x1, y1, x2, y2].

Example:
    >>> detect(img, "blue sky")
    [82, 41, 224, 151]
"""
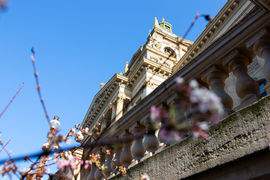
[0, 0, 227, 175]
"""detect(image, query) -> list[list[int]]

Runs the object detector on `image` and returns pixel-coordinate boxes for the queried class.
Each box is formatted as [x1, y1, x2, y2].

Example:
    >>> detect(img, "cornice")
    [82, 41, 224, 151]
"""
[251, 0, 270, 11]
[152, 27, 178, 43]
[128, 57, 172, 87]
[173, 0, 244, 72]
[80, 74, 128, 129]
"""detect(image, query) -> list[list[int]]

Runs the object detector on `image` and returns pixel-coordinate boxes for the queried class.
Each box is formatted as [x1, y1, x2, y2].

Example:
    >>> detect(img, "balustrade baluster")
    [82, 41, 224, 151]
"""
[131, 122, 146, 161]
[83, 165, 91, 180]
[87, 163, 97, 180]
[111, 143, 122, 174]
[94, 151, 105, 180]
[254, 34, 270, 92]
[120, 130, 133, 167]
[201, 65, 233, 115]
[223, 50, 260, 107]
[104, 148, 114, 177]
[143, 120, 159, 153]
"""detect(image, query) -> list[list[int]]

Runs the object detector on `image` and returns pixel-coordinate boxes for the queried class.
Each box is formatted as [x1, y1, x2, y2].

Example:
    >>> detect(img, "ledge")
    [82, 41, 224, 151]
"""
[111, 95, 270, 180]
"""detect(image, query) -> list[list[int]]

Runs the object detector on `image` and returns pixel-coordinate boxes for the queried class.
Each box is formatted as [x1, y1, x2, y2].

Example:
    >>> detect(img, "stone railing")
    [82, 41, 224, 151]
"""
[111, 94, 270, 180]
[81, 5, 270, 180]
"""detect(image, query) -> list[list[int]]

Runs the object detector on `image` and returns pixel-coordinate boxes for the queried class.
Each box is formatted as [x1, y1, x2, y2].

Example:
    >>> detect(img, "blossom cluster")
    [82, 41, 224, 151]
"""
[0, 161, 17, 178]
[57, 151, 79, 171]
[150, 77, 224, 144]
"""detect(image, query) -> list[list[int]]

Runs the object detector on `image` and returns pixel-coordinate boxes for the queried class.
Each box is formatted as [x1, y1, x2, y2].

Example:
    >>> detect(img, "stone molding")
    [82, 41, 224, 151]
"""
[173, 0, 244, 71]
[111, 95, 270, 180]
[80, 74, 128, 142]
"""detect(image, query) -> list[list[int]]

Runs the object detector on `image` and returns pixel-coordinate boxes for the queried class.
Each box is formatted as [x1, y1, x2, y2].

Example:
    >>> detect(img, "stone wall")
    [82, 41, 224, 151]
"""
[111, 95, 270, 180]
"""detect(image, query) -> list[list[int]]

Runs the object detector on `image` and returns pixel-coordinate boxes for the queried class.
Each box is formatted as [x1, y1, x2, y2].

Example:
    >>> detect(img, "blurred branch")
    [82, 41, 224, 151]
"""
[0, 83, 24, 119]
[0, 139, 10, 154]
[0, 0, 7, 12]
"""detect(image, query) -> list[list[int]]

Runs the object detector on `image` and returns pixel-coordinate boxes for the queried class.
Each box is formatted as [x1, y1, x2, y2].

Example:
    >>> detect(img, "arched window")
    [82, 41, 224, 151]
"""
[164, 47, 176, 58]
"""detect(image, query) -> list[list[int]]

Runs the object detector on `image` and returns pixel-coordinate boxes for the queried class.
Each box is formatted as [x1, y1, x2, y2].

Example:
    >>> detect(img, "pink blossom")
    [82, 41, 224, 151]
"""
[175, 77, 184, 90]
[176, 77, 184, 85]
[57, 158, 78, 171]
[150, 106, 161, 122]
[190, 88, 223, 120]
[189, 80, 198, 88]
[53, 153, 59, 159]
[159, 128, 184, 144]
[42, 142, 49, 149]
[150, 106, 168, 123]
[76, 131, 84, 141]
[192, 122, 209, 139]
[81, 160, 89, 169]
[50, 119, 61, 130]
[69, 128, 76, 136]
[57, 159, 69, 171]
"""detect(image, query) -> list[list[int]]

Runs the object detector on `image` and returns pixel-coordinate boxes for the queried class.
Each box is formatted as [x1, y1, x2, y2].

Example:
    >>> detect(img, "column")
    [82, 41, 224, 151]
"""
[115, 96, 125, 121]
[110, 102, 116, 121]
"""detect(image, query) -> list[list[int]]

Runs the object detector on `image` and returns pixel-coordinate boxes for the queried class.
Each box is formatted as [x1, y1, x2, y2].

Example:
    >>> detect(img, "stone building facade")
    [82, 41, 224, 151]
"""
[75, 0, 270, 179]
[80, 18, 192, 143]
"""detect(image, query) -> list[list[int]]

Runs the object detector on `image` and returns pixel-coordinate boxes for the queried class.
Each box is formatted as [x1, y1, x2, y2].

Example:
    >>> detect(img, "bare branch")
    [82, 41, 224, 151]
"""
[0, 83, 24, 119]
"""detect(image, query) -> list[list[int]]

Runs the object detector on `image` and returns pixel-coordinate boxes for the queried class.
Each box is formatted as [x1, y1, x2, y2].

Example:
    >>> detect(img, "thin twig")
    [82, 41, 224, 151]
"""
[0, 139, 10, 154]
[0, 140, 21, 178]
[0, 83, 24, 119]
[0, 132, 146, 165]
[30, 47, 51, 127]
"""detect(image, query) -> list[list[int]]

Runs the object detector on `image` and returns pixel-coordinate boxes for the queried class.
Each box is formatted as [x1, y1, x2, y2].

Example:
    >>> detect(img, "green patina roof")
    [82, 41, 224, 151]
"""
[159, 18, 173, 33]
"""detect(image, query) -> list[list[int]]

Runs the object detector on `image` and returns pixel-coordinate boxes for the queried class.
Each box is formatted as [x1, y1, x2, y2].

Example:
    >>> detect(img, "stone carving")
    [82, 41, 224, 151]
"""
[148, 37, 162, 50]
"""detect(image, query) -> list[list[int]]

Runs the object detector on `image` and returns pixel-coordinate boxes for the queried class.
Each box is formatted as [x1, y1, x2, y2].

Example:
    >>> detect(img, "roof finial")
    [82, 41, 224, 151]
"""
[154, 17, 159, 28]
[162, 18, 165, 23]
[124, 61, 129, 74]
[100, 83, 105, 88]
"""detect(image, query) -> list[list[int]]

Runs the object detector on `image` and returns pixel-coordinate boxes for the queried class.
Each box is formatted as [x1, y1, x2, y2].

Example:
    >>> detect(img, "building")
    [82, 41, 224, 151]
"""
[80, 18, 192, 142]
[77, 0, 270, 179]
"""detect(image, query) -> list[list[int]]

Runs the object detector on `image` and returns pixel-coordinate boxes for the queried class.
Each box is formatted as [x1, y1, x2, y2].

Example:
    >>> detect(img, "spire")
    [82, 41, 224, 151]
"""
[154, 17, 159, 28]
[124, 61, 129, 74]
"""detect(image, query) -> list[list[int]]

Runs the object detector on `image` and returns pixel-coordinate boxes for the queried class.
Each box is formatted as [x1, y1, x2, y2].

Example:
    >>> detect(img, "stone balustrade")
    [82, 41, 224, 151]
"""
[83, 6, 270, 180]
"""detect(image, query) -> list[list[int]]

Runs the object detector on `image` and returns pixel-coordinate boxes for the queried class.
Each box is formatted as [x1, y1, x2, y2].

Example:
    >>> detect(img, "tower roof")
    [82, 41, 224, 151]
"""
[154, 17, 173, 33]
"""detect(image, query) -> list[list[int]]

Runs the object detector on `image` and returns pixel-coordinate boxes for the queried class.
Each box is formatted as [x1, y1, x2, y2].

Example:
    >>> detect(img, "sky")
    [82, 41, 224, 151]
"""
[0, 0, 227, 175]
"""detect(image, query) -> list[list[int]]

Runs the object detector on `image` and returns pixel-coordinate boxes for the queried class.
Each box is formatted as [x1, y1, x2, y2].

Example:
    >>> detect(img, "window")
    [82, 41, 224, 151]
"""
[164, 47, 176, 58]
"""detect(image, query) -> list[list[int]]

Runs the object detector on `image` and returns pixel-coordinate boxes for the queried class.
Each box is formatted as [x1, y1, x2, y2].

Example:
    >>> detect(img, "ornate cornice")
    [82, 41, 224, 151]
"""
[81, 74, 128, 130]
[127, 57, 172, 87]
[173, 0, 247, 72]
[251, 0, 270, 11]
